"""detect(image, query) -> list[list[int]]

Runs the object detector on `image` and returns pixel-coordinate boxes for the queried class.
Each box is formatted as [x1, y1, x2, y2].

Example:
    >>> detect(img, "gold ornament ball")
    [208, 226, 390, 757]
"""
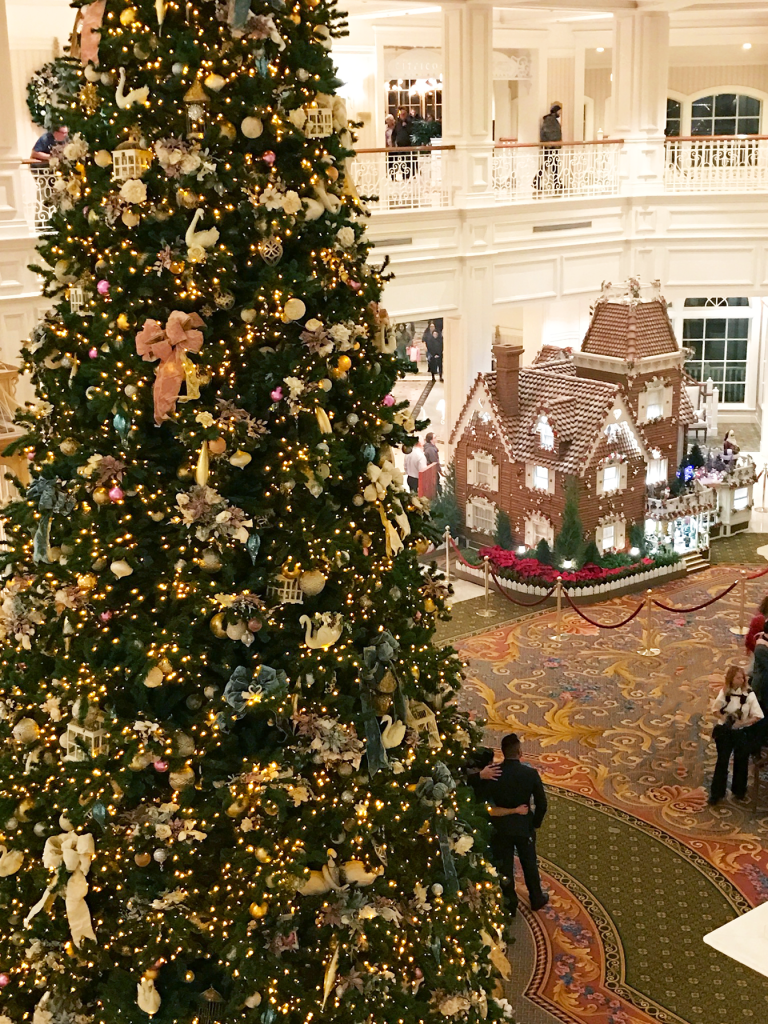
[226, 798, 248, 818]
[218, 120, 237, 141]
[120, 7, 138, 25]
[93, 486, 110, 506]
[414, 538, 430, 554]
[135, 852, 151, 867]
[60, 438, 79, 456]
[208, 436, 227, 455]
[170, 260, 185, 274]
[280, 561, 302, 580]
[325, 166, 339, 181]
[289, 11, 301, 22]
[284, 297, 306, 321]
[210, 613, 227, 638]
[94, 149, 112, 167]
[116, 313, 130, 330]
[254, 847, 271, 863]
[77, 573, 97, 591]
[184, 971, 195, 983]
[177, 188, 199, 209]
[336, 355, 352, 373]
[262, 799, 279, 816]
[177, 465, 193, 481]
[249, 901, 269, 919]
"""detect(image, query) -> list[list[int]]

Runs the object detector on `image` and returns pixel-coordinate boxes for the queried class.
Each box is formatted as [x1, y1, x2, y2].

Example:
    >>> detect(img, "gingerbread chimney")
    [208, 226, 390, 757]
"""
[492, 329, 524, 419]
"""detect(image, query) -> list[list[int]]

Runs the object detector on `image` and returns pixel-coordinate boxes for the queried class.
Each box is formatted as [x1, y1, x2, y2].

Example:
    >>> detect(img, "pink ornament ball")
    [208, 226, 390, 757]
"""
[262, 150, 276, 166]
[154, 760, 169, 772]
[97, 279, 110, 295]
[270, 387, 283, 402]
[0, 975, 10, 988]
[100, 611, 113, 623]
[347, 280, 361, 291]
[108, 485, 124, 502]
[382, 394, 395, 407]
[88, 347, 98, 359]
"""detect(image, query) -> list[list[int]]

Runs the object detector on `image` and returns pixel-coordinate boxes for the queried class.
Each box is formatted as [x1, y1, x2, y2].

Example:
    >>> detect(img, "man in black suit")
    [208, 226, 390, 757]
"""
[478, 733, 549, 915]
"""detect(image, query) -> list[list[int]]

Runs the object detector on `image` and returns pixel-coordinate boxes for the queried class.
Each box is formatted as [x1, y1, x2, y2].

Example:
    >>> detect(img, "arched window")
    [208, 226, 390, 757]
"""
[682, 298, 751, 404]
[691, 94, 761, 136]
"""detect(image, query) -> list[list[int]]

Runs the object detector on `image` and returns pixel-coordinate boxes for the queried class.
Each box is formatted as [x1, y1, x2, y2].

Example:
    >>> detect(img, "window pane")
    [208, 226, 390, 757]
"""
[727, 338, 748, 362]
[728, 318, 749, 338]
[739, 118, 760, 135]
[725, 365, 746, 382]
[704, 338, 725, 361]
[703, 361, 725, 382]
[726, 297, 750, 306]
[683, 318, 704, 336]
[684, 299, 707, 308]
[693, 96, 714, 117]
[687, 339, 703, 361]
[740, 95, 761, 117]
[723, 383, 746, 403]
[691, 118, 712, 136]
[715, 94, 737, 117]
[665, 120, 680, 138]
[714, 118, 736, 136]
[685, 362, 703, 381]
[705, 319, 727, 339]
[667, 98, 681, 117]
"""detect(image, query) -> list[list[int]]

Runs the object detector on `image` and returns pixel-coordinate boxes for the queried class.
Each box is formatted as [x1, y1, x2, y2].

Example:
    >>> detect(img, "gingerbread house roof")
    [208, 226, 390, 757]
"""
[450, 367, 648, 476]
[531, 345, 574, 367]
[581, 299, 679, 361]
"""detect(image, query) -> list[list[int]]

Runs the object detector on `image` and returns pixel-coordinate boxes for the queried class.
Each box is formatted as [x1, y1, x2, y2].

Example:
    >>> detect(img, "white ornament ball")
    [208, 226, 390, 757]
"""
[240, 308, 257, 323]
[12, 719, 39, 745]
[204, 74, 227, 92]
[124, 384, 138, 397]
[153, 849, 168, 863]
[284, 298, 306, 321]
[241, 117, 263, 139]
[431, 883, 444, 896]
[94, 150, 113, 167]
[172, 62, 184, 75]
[34, 822, 46, 836]
[84, 65, 101, 83]
[144, 666, 164, 689]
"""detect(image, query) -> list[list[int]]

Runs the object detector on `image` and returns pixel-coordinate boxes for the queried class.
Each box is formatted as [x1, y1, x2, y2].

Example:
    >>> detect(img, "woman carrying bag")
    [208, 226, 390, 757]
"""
[709, 665, 763, 805]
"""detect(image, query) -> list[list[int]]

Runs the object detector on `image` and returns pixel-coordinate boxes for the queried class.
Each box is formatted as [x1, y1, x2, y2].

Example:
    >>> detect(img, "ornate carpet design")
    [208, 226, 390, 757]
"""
[456, 567, 768, 1024]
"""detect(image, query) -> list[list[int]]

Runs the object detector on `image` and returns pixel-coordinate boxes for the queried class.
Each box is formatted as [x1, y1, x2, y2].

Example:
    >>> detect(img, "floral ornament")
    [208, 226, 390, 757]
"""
[293, 713, 365, 770]
[135, 310, 205, 425]
[175, 485, 252, 544]
[215, 399, 268, 439]
[0, 578, 45, 650]
[119, 178, 147, 204]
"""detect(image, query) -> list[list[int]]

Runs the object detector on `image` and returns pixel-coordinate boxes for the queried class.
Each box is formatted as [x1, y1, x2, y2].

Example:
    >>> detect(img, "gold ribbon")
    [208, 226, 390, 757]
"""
[25, 832, 96, 947]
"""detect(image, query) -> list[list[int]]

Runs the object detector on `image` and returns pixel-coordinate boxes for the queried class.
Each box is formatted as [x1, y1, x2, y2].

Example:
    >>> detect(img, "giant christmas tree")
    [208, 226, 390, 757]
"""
[0, 3, 513, 1023]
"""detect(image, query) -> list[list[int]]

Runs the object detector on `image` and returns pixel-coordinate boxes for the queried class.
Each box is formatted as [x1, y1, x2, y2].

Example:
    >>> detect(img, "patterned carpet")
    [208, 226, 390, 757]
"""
[454, 565, 768, 1024]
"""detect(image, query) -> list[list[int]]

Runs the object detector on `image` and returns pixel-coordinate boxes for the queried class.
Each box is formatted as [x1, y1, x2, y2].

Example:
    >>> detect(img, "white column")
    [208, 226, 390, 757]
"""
[441, 2, 494, 207]
[572, 44, 586, 143]
[444, 262, 494, 452]
[516, 44, 548, 144]
[611, 11, 669, 194]
[0, 0, 26, 237]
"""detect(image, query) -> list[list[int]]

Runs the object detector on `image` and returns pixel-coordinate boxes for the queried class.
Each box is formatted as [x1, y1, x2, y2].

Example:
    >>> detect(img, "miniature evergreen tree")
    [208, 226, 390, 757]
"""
[687, 443, 705, 469]
[0, 4, 511, 1024]
[493, 509, 514, 551]
[535, 538, 553, 565]
[554, 480, 583, 563]
[431, 460, 462, 538]
[582, 540, 602, 567]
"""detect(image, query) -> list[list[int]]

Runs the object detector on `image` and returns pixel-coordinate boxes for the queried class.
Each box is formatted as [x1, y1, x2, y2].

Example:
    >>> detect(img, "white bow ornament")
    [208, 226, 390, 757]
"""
[25, 832, 96, 947]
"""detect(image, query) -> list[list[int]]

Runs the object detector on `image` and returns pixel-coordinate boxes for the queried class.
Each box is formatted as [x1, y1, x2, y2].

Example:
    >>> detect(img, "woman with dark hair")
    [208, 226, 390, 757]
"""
[745, 593, 768, 655]
[709, 665, 763, 805]
[423, 321, 443, 382]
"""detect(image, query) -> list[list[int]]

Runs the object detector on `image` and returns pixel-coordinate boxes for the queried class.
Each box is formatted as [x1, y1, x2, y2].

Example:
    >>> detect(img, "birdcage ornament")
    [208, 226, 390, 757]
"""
[303, 106, 334, 138]
[62, 712, 107, 762]
[184, 80, 209, 140]
[266, 573, 304, 606]
[406, 700, 442, 749]
[199, 988, 224, 1024]
[69, 286, 90, 314]
[112, 131, 153, 182]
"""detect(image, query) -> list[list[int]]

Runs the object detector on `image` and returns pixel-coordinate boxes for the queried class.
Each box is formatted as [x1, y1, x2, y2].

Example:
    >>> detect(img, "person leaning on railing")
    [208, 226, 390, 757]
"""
[30, 125, 68, 164]
[535, 104, 563, 193]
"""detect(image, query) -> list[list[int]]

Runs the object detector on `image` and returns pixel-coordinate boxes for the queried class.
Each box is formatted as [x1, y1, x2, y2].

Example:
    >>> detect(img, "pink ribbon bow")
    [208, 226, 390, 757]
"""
[135, 311, 204, 425]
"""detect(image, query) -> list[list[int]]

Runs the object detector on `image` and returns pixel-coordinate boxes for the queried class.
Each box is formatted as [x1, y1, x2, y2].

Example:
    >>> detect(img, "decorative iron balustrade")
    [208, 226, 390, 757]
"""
[492, 140, 622, 202]
[664, 136, 768, 193]
[349, 145, 453, 212]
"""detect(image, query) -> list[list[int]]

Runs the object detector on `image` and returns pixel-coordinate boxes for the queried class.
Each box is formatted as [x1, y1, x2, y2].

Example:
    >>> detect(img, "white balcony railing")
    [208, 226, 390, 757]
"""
[25, 164, 57, 234]
[492, 140, 622, 202]
[664, 136, 768, 193]
[349, 145, 453, 212]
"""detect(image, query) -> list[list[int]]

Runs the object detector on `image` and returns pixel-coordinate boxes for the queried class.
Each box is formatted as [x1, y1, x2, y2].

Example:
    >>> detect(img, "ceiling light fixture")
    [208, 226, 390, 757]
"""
[352, 5, 441, 20]
[743, 42, 752, 50]
[596, 47, 605, 53]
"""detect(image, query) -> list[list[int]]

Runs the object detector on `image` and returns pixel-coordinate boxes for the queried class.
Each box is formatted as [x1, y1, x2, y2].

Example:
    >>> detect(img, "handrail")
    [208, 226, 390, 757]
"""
[494, 138, 625, 149]
[353, 145, 456, 154]
[665, 134, 768, 142]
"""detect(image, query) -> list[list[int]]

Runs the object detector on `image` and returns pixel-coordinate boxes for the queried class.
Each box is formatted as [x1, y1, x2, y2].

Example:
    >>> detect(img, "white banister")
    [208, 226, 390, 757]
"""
[492, 141, 622, 202]
[664, 136, 768, 193]
[349, 145, 454, 212]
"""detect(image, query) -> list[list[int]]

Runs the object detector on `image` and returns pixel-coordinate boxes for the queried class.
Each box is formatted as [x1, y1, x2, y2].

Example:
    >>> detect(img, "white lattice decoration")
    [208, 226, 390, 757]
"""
[347, 148, 450, 212]
[62, 717, 107, 762]
[112, 146, 152, 182]
[28, 166, 57, 234]
[664, 138, 768, 194]
[267, 574, 304, 605]
[69, 286, 88, 314]
[492, 143, 621, 202]
[303, 107, 334, 138]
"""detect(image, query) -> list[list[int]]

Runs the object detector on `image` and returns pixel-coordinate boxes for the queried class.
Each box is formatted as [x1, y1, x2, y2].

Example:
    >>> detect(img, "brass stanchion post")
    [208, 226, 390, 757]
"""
[729, 569, 749, 636]
[549, 576, 564, 641]
[444, 525, 451, 585]
[637, 589, 660, 657]
[477, 556, 494, 618]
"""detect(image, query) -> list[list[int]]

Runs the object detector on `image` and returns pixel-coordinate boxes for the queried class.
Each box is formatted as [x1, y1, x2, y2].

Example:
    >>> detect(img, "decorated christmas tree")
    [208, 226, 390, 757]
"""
[0, 3, 512, 1024]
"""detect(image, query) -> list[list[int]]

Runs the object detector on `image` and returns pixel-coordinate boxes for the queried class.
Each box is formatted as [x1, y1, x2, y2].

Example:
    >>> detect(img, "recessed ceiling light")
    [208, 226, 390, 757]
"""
[743, 42, 752, 49]
[596, 47, 605, 53]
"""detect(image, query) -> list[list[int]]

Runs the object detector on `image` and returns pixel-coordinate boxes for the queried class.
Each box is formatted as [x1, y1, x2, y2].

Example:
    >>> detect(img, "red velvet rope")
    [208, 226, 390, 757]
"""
[747, 564, 768, 580]
[563, 588, 645, 629]
[490, 570, 556, 607]
[652, 581, 737, 613]
[448, 536, 482, 570]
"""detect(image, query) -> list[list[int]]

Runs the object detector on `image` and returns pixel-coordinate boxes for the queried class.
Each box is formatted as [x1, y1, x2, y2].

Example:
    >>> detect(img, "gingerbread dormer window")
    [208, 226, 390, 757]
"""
[638, 379, 673, 424]
[535, 414, 555, 451]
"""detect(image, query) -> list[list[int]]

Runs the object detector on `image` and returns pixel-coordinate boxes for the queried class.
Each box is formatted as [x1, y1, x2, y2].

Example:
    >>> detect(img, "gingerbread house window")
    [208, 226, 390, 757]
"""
[467, 452, 498, 492]
[733, 487, 750, 511]
[597, 518, 625, 554]
[638, 380, 673, 424]
[524, 513, 554, 548]
[646, 454, 668, 484]
[465, 495, 496, 535]
[535, 415, 555, 451]
[597, 460, 627, 495]
[534, 465, 549, 491]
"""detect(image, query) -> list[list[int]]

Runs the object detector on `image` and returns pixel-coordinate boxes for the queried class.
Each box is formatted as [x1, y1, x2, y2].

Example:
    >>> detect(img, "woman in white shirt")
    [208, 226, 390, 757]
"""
[709, 665, 764, 805]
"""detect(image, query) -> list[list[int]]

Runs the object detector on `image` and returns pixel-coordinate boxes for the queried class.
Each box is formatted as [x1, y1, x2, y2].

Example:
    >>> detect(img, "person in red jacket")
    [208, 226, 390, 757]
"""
[745, 594, 768, 654]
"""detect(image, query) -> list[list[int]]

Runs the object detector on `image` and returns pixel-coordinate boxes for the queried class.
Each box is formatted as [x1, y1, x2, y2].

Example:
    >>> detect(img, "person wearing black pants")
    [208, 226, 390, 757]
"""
[475, 733, 549, 915]
[709, 665, 764, 804]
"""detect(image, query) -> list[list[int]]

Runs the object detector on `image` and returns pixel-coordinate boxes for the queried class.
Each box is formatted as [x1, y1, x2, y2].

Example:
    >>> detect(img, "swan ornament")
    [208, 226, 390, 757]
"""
[296, 860, 344, 896]
[341, 859, 384, 886]
[185, 208, 220, 251]
[380, 715, 406, 749]
[116, 67, 150, 110]
[299, 612, 344, 649]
